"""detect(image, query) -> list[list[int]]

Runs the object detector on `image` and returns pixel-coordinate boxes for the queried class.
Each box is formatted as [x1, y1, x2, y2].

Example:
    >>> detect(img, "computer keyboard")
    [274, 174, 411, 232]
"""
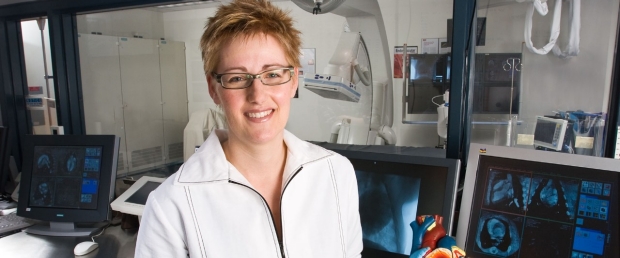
[0, 212, 35, 236]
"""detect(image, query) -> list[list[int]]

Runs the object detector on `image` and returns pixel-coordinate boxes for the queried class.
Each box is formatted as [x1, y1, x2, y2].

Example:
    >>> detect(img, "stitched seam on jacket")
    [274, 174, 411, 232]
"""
[185, 186, 207, 258]
[328, 158, 346, 257]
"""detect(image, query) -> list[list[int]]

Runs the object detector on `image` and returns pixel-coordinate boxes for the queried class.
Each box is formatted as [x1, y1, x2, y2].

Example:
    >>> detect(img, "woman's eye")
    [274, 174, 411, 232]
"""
[266, 72, 281, 78]
[227, 76, 244, 82]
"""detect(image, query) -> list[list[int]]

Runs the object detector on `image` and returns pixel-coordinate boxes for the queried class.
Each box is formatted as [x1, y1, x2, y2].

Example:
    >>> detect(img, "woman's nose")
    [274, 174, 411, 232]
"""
[246, 79, 268, 103]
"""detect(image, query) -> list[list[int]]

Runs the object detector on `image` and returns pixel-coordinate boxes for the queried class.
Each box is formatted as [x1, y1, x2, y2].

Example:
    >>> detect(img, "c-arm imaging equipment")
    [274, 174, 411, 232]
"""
[293, 0, 396, 145]
[305, 31, 395, 145]
[304, 32, 371, 103]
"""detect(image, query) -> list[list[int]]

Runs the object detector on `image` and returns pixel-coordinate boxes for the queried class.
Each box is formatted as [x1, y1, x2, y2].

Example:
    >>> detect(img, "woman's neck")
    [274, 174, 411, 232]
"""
[222, 135, 287, 181]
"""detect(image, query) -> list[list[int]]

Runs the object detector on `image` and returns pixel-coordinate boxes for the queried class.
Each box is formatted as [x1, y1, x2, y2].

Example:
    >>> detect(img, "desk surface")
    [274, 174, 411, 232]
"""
[0, 225, 137, 258]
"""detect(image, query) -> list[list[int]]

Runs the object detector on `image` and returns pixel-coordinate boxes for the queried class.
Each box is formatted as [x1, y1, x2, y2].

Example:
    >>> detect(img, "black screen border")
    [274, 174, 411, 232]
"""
[17, 135, 120, 223]
[0, 126, 11, 195]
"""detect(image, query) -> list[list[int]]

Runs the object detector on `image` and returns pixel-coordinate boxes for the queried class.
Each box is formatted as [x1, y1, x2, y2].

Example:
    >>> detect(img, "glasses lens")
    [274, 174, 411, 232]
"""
[221, 74, 250, 89]
[219, 68, 292, 89]
[260, 68, 291, 86]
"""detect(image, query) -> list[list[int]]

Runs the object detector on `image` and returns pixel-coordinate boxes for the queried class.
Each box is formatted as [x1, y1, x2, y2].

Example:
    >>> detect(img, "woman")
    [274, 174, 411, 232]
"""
[135, 0, 363, 257]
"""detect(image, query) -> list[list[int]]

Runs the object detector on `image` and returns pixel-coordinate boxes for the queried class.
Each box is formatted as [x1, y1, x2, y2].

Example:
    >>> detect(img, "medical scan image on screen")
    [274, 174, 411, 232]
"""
[29, 146, 102, 210]
[356, 170, 421, 255]
[465, 156, 618, 258]
[474, 210, 522, 257]
[483, 169, 532, 214]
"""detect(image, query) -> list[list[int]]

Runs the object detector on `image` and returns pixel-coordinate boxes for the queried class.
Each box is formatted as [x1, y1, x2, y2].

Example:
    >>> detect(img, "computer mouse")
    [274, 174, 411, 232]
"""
[74, 241, 99, 256]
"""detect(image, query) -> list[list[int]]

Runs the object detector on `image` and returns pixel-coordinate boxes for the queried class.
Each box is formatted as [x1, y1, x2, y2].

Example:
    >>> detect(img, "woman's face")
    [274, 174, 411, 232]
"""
[208, 34, 298, 146]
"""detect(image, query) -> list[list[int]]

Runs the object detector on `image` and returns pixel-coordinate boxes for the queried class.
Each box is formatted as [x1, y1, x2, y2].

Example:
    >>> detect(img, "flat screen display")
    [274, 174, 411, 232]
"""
[534, 120, 560, 144]
[463, 155, 618, 257]
[349, 157, 451, 257]
[126, 181, 161, 205]
[29, 146, 103, 210]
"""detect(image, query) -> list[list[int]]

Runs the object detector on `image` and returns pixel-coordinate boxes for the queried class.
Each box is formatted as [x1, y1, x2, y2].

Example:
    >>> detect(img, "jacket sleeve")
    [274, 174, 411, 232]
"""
[343, 161, 363, 258]
[135, 194, 188, 258]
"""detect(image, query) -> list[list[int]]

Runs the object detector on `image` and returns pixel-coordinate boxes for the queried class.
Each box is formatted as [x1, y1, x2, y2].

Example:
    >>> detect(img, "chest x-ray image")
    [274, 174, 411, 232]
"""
[356, 170, 421, 255]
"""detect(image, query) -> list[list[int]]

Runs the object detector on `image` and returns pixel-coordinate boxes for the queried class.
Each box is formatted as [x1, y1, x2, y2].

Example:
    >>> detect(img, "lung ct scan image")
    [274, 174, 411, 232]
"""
[356, 170, 421, 255]
[483, 169, 532, 214]
[474, 210, 523, 257]
[527, 176, 579, 223]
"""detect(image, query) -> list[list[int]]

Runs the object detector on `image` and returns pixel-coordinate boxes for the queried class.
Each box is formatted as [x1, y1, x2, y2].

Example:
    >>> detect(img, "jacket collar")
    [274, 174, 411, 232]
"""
[175, 129, 332, 185]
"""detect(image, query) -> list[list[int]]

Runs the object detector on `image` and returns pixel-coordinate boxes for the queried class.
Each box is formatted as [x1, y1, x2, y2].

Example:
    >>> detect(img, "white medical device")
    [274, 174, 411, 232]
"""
[436, 90, 449, 139]
[533, 116, 568, 151]
[304, 32, 371, 103]
[292, 0, 396, 145]
[183, 108, 227, 161]
[110, 176, 165, 221]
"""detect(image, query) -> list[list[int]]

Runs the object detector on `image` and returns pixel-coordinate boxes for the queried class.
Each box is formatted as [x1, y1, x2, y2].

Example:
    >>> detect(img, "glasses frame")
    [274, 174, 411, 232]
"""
[213, 67, 295, 89]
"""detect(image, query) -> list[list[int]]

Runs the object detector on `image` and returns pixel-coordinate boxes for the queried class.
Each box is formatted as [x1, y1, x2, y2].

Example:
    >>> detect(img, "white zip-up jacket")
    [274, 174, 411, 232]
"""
[135, 129, 363, 257]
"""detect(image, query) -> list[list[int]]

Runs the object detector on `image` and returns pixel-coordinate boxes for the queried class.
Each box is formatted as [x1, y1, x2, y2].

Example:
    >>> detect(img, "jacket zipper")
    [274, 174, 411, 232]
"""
[228, 166, 304, 258]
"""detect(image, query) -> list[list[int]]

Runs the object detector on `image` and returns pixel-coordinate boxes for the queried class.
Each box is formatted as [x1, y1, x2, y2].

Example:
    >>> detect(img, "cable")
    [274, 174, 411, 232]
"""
[90, 221, 113, 242]
[431, 94, 444, 107]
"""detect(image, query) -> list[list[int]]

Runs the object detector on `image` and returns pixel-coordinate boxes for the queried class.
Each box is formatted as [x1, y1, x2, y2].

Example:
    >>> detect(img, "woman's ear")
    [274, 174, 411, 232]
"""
[207, 73, 221, 105]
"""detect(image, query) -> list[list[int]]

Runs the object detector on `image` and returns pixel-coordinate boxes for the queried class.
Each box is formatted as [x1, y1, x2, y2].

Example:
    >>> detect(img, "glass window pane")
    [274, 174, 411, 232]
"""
[21, 18, 58, 135]
[470, 0, 619, 157]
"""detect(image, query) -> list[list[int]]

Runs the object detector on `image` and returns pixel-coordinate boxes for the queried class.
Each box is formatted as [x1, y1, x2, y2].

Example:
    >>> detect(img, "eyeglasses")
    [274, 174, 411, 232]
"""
[213, 67, 294, 89]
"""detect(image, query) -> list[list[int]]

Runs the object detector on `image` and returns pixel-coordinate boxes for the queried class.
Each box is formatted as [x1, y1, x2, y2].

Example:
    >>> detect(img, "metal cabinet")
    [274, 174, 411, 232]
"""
[78, 34, 188, 176]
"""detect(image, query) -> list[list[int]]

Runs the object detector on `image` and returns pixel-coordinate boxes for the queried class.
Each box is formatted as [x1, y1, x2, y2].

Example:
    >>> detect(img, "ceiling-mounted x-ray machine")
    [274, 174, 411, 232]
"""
[292, 0, 396, 145]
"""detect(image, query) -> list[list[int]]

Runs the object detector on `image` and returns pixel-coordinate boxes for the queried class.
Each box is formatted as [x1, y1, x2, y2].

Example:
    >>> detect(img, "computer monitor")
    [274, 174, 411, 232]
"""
[110, 175, 165, 220]
[17, 135, 120, 237]
[0, 126, 12, 195]
[457, 143, 619, 257]
[407, 54, 451, 114]
[327, 149, 460, 258]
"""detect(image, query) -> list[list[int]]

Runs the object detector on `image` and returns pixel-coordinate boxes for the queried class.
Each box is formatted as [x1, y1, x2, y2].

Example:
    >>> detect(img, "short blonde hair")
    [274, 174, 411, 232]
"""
[200, 0, 302, 74]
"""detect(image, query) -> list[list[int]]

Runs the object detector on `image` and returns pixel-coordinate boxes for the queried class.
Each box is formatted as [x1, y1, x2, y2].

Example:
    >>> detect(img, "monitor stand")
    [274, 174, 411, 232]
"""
[24, 222, 102, 237]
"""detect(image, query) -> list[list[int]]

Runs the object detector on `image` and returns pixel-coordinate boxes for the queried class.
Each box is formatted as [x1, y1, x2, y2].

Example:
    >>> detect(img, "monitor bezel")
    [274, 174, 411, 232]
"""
[0, 126, 11, 195]
[110, 175, 165, 216]
[456, 143, 620, 248]
[327, 148, 461, 235]
[17, 135, 120, 223]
